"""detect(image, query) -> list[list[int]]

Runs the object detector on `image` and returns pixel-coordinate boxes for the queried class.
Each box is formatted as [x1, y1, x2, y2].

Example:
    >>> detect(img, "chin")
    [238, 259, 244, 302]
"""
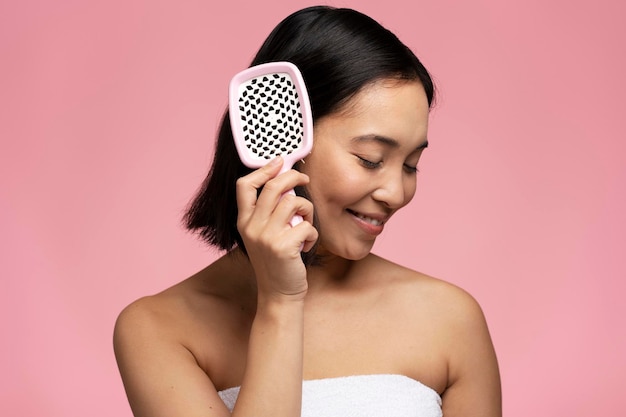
[344, 251, 371, 261]
[319, 240, 375, 261]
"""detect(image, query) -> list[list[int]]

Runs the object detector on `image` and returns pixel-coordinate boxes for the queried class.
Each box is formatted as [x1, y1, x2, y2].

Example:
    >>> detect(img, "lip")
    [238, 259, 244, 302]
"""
[347, 209, 389, 236]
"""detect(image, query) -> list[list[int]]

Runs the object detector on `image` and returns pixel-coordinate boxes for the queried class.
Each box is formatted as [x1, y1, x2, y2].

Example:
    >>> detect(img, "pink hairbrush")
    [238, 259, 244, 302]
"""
[229, 61, 313, 227]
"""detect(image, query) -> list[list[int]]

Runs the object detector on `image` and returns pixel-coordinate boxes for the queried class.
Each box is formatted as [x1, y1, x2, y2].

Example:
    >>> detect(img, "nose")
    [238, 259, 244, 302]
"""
[371, 168, 413, 209]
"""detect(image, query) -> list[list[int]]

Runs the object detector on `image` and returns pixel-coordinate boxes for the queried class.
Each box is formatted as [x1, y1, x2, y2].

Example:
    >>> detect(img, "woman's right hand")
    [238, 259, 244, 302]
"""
[236, 156, 318, 301]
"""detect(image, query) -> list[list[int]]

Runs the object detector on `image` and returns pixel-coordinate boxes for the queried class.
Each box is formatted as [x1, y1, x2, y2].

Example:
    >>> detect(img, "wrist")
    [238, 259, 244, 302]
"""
[256, 281, 308, 304]
[256, 292, 306, 321]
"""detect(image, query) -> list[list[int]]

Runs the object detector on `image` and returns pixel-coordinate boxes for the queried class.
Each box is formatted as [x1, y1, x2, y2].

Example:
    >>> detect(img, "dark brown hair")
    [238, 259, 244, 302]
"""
[183, 6, 435, 264]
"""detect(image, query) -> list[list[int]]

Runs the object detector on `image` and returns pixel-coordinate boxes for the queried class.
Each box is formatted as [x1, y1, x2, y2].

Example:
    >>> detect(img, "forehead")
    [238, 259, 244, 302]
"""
[334, 79, 428, 117]
[313, 79, 430, 149]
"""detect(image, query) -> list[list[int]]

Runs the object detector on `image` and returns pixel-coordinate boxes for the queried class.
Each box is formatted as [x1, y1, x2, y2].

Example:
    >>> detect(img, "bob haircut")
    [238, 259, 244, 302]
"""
[184, 6, 435, 263]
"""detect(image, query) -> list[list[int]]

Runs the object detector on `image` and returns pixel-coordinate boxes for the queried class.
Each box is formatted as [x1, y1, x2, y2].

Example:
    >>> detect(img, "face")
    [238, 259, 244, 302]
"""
[301, 79, 430, 260]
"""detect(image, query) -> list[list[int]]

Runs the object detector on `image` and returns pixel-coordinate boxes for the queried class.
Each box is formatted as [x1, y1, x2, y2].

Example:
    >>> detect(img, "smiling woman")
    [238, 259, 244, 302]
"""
[113, 5, 501, 417]
[301, 80, 430, 259]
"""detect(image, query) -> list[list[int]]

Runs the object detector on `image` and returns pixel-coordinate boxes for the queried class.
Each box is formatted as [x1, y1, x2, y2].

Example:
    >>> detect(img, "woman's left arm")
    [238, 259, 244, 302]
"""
[441, 290, 502, 417]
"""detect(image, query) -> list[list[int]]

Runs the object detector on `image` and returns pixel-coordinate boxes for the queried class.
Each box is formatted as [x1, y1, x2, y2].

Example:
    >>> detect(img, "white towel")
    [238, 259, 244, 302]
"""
[218, 374, 442, 417]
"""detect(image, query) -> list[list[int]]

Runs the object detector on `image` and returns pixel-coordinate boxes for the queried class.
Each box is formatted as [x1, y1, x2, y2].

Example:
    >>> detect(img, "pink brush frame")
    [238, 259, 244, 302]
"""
[229, 61, 313, 170]
[229, 61, 313, 229]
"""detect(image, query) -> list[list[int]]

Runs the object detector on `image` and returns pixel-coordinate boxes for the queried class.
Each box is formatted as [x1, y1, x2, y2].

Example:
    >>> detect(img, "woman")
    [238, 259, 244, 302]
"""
[114, 6, 501, 417]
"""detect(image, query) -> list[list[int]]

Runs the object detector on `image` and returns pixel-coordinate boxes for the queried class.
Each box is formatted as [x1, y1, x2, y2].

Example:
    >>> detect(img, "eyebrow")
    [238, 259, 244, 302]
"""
[351, 134, 429, 152]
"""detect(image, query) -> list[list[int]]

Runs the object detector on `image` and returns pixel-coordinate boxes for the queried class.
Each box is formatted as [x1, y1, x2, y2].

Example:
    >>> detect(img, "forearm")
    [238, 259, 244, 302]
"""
[232, 297, 305, 417]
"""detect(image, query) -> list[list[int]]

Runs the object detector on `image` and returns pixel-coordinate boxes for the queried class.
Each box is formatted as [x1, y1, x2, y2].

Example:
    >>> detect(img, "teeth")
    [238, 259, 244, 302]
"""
[355, 213, 383, 226]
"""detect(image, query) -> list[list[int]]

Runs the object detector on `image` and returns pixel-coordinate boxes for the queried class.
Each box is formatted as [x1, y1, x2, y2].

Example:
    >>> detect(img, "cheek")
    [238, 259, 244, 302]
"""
[305, 153, 359, 199]
[307, 171, 368, 220]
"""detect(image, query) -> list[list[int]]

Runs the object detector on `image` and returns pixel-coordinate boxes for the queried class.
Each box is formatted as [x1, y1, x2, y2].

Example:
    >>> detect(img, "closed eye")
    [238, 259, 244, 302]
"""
[403, 164, 419, 174]
[357, 156, 381, 169]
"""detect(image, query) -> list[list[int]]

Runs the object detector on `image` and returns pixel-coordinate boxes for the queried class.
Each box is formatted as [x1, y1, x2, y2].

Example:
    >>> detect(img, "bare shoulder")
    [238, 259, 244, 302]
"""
[368, 255, 501, 416]
[114, 291, 180, 344]
[113, 285, 198, 379]
[115, 252, 255, 342]
[366, 254, 496, 365]
[114, 254, 257, 394]
[112, 266, 249, 417]
[366, 254, 486, 323]
[114, 272, 199, 333]
[112, 255, 259, 417]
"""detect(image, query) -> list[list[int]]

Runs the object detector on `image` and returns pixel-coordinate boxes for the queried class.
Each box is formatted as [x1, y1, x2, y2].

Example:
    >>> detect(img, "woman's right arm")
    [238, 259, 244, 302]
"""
[231, 156, 317, 416]
[114, 157, 317, 417]
[114, 298, 232, 417]
[114, 294, 307, 417]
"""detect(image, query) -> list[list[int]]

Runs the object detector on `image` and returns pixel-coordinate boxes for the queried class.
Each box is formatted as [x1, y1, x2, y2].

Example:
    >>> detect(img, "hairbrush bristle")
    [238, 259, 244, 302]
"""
[237, 73, 304, 160]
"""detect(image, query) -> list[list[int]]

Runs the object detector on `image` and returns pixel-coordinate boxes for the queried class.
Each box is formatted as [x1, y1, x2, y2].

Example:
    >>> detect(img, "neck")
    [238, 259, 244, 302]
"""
[223, 247, 369, 294]
[305, 253, 362, 292]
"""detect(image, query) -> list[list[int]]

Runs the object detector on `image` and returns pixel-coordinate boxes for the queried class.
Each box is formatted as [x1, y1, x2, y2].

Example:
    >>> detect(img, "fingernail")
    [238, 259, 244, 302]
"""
[268, 156, 282, 166]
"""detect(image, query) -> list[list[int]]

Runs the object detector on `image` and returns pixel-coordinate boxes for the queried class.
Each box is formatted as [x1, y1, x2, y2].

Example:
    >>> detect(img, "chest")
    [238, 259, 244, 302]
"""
[300, 299, 448, 393]
[190, 291, 448, 394]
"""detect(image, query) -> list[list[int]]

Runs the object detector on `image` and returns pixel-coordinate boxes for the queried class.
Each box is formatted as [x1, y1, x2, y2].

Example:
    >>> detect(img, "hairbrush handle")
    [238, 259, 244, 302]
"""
[284, 189, 304, 227]
[286, 189, 304, 252]
[283, 188, 304, 252]
[277, 164, 304, 228]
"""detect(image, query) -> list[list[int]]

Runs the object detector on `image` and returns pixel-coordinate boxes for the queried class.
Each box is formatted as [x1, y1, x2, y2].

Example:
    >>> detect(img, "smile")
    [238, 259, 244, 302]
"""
[348, 210, 386, 226]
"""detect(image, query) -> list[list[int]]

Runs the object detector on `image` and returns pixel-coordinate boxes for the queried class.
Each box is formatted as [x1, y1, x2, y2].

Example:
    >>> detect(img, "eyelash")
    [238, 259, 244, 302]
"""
[357, 156, 381, 169]
[357, 156, 419, 173]
[404, 165, 419, 174]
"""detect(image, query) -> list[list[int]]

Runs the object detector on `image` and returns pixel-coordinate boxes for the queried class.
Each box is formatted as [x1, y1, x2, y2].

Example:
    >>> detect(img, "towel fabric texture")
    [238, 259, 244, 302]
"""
[218, 374, 442, 417]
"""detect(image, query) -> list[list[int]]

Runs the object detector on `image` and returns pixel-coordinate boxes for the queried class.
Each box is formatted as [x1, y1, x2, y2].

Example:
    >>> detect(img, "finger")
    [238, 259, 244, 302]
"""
[270, 194, 317, 252]
[292, 197, 317, 253]
[293, 220, 318, 253]
[293, 197, 319, 252]
[236, 156, 283, 223]
[253, 170, 310, 222]
[271, 192, 314, 226]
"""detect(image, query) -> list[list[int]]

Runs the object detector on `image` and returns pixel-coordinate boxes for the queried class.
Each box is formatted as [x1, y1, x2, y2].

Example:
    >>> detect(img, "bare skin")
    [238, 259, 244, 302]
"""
[114, 80, 501, 417]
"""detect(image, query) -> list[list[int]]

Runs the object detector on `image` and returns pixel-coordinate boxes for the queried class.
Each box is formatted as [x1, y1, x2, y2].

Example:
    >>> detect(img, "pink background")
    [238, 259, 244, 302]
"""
[2, 0, 624, 415]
